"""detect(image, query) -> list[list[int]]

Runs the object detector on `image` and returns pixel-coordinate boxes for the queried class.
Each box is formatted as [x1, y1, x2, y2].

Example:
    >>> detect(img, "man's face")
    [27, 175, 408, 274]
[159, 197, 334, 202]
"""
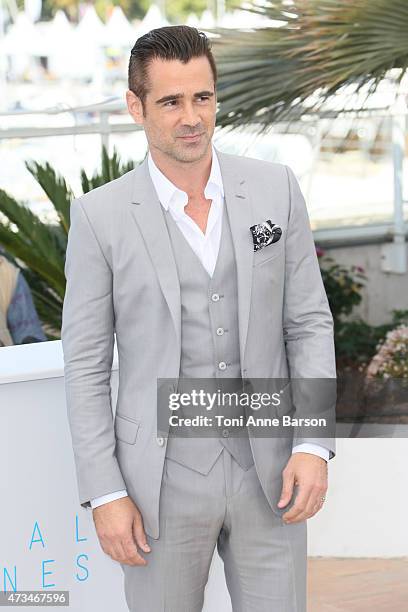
[126, 55, 217, 163]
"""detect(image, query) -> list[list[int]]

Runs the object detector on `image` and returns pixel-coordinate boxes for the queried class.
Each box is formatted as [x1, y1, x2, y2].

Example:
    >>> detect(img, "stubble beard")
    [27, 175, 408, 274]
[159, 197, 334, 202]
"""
[155, 130, 212, 164]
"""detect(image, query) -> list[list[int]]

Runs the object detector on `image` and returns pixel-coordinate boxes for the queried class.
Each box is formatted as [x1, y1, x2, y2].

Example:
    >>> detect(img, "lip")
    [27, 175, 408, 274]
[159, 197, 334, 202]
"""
[178, 133, 203, 141]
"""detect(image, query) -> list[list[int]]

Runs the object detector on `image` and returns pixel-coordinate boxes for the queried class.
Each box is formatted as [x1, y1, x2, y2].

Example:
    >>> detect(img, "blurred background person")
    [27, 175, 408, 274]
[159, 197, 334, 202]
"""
[0, 253, 47, 346]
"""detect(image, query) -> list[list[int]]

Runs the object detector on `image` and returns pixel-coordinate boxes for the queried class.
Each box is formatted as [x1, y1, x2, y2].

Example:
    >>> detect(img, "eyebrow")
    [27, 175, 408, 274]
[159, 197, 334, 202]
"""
[155, 91, 215, 105]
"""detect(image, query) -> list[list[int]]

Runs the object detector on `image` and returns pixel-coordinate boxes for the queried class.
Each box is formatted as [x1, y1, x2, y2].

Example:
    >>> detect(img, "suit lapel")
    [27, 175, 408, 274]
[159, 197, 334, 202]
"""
[216, 147, 254, 369]
[129, 156, 181, 361]
[128, 147, 254, 372]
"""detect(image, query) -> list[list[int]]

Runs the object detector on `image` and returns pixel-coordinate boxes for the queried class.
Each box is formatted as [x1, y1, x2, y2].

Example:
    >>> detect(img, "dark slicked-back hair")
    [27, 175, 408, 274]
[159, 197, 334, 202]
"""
[128, 25, 217, 113]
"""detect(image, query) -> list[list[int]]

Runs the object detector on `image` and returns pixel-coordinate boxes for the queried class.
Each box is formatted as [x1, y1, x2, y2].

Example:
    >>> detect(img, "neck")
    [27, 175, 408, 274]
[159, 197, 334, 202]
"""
[149, 144, 213, 197]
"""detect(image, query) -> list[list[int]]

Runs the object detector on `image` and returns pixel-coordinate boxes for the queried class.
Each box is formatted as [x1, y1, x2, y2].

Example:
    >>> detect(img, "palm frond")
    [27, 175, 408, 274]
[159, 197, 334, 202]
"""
[25, 160, 73, 235]
[81, 144, 135, 193]
[0, 145, 138, 339]
[0, 190, 66, 296]
[209, 0, 408, 130]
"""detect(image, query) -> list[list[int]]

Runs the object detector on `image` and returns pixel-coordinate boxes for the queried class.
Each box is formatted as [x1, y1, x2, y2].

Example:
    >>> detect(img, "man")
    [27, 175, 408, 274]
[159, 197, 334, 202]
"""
[61, 25, 336, 612]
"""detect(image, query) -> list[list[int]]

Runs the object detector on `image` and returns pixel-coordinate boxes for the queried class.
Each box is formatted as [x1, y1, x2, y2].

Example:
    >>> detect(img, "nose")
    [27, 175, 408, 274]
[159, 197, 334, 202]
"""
[181, 102, 200, 129]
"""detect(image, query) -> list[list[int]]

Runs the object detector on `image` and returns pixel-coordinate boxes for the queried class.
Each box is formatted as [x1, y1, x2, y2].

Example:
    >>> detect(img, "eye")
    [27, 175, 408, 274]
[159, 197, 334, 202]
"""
[164, 100, 177, 107]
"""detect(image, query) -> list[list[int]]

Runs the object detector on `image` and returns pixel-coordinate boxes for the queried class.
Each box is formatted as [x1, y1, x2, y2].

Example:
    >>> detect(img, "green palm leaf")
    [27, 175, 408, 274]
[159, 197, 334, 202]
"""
[81, 144, 135, 192]
[210, 0, 408, 131]
[25, 160, 73, 235]
[0, 190, 65, 294]
[0, 144, 136, 340]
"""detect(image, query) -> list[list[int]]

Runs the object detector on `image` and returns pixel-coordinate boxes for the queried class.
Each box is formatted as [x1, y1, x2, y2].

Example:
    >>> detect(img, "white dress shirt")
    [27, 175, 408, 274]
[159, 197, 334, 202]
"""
[90, 146, 329, 509]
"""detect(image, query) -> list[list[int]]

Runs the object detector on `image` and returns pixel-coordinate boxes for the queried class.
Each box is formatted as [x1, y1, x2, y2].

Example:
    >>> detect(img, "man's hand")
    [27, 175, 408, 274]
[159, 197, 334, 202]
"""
[92, 496, 151, 566]
[278, 452, 328, 523]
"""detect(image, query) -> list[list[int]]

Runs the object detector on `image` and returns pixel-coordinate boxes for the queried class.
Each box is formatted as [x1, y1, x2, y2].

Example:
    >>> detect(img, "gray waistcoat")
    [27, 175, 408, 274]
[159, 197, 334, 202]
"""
[161, 200, 254, 474]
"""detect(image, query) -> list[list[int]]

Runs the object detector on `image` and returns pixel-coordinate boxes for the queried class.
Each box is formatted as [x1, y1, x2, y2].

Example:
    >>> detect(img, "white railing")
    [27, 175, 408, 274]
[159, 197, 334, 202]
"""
[0, 97, 407, 264]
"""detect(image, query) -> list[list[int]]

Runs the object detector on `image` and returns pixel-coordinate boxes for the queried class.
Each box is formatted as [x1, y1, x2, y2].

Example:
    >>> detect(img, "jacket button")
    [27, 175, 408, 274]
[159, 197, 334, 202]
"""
[211, 293, 220, 302]
[218, 361, 227, 370]
[216, 327, 224, 335]
[222, 429, 229, 438]
[157, 436, 165, 446]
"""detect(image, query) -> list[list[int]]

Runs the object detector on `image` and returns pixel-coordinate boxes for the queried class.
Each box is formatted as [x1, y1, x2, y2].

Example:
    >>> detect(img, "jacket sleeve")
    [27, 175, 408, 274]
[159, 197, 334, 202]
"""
[61, 197, 126, 508]
[283, 165, 337, 459]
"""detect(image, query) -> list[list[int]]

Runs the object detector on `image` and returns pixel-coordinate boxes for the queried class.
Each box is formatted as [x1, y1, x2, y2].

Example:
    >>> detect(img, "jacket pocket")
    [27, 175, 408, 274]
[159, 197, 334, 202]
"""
[253, 239, 284, 267]
[114, 413, 141, 444]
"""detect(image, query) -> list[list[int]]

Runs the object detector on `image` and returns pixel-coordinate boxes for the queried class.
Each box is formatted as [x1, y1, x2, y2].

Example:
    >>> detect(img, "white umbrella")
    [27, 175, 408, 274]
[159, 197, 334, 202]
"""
[186, 13, 200, 27]
[24, 0, 42, 23]
[1, 11, 45, 56]
[104, 6, 137, 47]
[46, 10, 76, 77]
[52, 9, 73, 32]
[136, 4, 169, 37]
[70, 6, 106, 78]
[75, 5, 106, 45]
[0, 11, 48, 78]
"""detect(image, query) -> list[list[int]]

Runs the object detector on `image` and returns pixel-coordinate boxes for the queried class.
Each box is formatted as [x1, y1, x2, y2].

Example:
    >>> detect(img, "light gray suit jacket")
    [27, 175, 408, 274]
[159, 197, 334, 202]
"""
[61, 146, 336, 539]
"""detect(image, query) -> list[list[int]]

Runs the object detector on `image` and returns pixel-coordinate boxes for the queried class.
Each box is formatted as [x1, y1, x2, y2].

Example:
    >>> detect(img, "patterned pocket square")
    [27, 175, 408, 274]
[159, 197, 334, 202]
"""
[250, 220, 282, 252]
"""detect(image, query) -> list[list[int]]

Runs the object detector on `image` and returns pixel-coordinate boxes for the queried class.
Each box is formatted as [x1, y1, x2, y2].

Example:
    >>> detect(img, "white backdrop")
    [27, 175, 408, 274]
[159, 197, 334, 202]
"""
[1, 340, 407, 611]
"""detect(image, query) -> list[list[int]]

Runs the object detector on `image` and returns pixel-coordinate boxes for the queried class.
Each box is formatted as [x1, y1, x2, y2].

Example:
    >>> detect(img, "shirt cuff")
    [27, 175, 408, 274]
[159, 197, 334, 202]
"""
[292, 443, 330, 462]
[90, 489, 128, 509]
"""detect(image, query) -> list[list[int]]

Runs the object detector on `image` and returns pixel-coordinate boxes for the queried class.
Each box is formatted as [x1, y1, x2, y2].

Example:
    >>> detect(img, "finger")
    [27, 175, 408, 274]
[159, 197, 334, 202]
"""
[100, 532, 146, 566]
[105, 539, 129, 564]
[291, 486, 326, 522]
[310, 500, 323, 517]
[121, 536, 148, 566]
[282, 484, 312, 522]
[109, 537, 147, 566]
[133, 516, 151, 553]
[278, 469, 296, 508]
[310, 491, 327, 517]
[301, 489, 323, 521]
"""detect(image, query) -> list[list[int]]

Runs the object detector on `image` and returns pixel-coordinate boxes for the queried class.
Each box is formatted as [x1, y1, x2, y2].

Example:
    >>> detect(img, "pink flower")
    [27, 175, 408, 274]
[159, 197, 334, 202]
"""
[366, 324, 408, 379]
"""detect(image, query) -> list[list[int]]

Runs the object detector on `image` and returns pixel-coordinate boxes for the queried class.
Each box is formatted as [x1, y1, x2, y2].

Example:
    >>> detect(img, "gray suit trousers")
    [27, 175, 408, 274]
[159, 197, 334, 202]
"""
[120, 448, 307, 612]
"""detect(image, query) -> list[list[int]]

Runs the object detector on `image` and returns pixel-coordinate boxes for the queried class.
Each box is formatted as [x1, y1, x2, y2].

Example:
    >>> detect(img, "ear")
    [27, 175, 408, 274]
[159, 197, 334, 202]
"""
[126, 90, 144, 125]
